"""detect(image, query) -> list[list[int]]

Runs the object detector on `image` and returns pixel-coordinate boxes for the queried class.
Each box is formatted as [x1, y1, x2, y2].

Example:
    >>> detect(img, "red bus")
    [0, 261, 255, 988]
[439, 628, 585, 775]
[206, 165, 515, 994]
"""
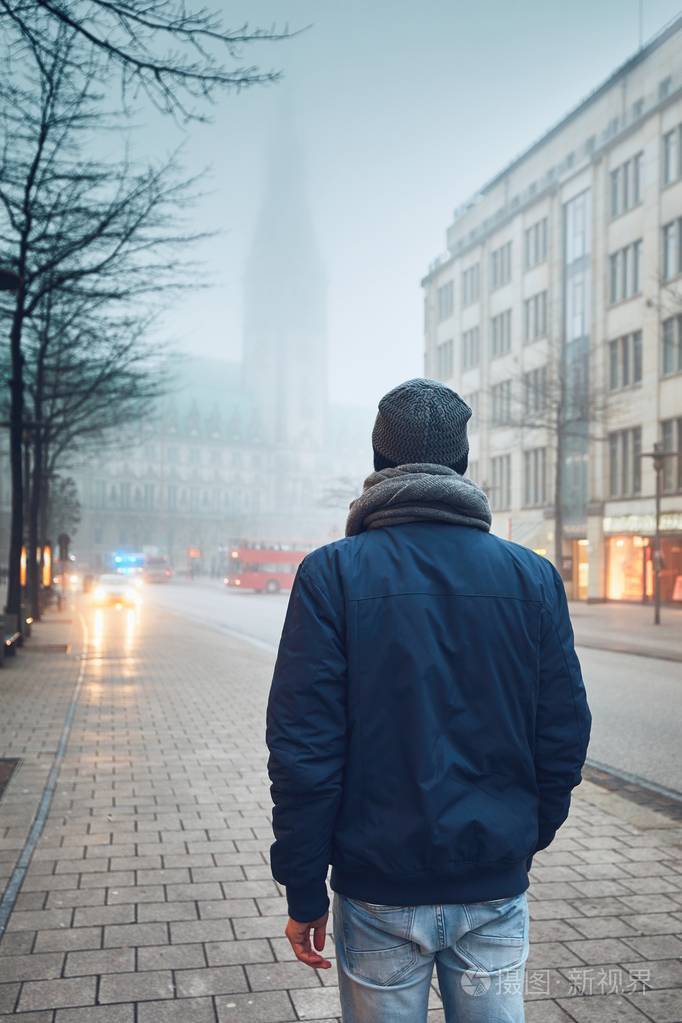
[223, 543, 311, 594]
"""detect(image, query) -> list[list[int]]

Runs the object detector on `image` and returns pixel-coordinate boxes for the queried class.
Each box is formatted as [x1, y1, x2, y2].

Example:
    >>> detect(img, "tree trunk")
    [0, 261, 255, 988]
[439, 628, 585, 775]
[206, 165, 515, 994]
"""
[5, 300, 25, 624]
[28, 431, 44, 621]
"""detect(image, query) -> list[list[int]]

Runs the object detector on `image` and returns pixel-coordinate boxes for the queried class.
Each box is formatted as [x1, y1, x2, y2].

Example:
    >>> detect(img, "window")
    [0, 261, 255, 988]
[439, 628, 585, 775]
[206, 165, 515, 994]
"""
[662, 218, 682, 281]
[437, 281, 454, 321]
[461, 326, 480, 370]
[608, 427, 642, 497]
[463, 391, 479, 432]
[490, 241, 512, 289]
[524, 217, 548, 269]
[661, 417, 682, 492]
[663, 124, 682, 186]
[490, 454, 511, 510]
[565, 192, 589, 263]
[523, 448, 546, 507]
[491, 309, 512, 357]
[609, 240, 642, 303]
[523, 366, 547, 416]
[662, 314, 682, 376]
[491, 380, 512, 425]
[610, 152, 643, 218]
[462, 264, 480, 306]
[608, 331, 643, 389]
[524, 291, 548, 342]
[435, 339, 454, 379]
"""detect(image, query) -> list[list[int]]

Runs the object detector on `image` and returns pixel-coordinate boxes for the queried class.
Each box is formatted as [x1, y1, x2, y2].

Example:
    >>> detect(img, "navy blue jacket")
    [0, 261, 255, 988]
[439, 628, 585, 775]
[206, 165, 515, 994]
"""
[266, 522, 591, 922]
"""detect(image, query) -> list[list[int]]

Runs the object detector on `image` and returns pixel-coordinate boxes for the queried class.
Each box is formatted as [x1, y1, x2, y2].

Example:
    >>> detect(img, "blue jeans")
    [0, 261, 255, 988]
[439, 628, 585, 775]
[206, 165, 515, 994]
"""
[333, 890, 529, 1022]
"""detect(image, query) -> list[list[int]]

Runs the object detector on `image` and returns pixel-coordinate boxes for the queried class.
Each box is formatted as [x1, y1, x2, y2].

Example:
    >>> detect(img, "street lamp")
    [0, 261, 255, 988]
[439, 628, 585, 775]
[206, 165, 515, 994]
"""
[639, 442, 678, 626]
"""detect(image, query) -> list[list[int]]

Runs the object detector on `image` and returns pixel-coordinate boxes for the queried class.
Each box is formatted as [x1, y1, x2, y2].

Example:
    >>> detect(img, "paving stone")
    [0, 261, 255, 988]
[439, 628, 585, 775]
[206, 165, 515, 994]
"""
[622, 958, 682, 989]
[0, 932, 35, 956]
[620, 913, 682, 935]
[569, 916, 641, 939]
[0, 985, 18, 1014]
[0, 950, 63, 984]
[566, 937, 644, 964]
[622, 934, 682, 959]
[136, 868, 189, 886]
[169, 919, 234, 944]
[528, 899, 583, 920]
[175, 965, 248, 996]
[216, 990, 297, 1022]
[48, 888, 106, 908]
[566, 897, 631, 917]
[55, 1008, 134, 1023]
[289, 987, 341, 1020]
[526, 942, 584, 969]
[627, 988, 682, 1021]
[137, 998, 215, 1023]
[556, 993, 657, 1021]
[106, 885, 165, 905]
[34, 927, 102, 953]
[99, 969, 174, 1003]
[206, 939, 274, 966]
[246, 961, 323, 990]
[523, 1004, 575, 1023]
[104, 922, 168, 947]
[165, 882, 223, 902]
[18, 975, 97, 1012]
[79, 872, 136, 890]
[527, 920, 588, 941]
[64, 947, 135, 976]
[137, 902, 198, 923]
[233, 915, 288, 940]
[137, 943, 206, 971]
[6, 907, 72, 932]
[199, 898, 259, 920]
[73, 903, 135, 927]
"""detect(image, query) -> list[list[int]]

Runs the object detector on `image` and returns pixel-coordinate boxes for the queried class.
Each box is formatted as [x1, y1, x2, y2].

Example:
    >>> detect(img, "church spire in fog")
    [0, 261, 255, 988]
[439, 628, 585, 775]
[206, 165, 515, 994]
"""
[242, 106, 328, 448]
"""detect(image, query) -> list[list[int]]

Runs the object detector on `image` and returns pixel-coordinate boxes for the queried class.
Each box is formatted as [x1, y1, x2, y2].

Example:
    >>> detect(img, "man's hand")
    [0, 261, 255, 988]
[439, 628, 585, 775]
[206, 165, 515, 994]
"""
[285, 911, 332, 969]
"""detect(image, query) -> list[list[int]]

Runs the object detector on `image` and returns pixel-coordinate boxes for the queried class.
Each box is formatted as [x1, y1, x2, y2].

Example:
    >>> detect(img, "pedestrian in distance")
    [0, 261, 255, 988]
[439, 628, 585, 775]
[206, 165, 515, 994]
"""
[266, 378, 592, 1023]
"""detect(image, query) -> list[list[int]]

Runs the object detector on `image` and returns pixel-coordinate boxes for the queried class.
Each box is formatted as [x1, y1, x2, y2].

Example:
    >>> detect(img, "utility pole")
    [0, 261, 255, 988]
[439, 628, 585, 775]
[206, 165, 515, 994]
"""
[640, 442, 677, 625]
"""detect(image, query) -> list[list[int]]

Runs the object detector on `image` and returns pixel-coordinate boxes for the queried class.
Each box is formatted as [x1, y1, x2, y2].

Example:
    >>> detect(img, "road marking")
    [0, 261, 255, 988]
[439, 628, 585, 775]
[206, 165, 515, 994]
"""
[0, 614, 89, 940]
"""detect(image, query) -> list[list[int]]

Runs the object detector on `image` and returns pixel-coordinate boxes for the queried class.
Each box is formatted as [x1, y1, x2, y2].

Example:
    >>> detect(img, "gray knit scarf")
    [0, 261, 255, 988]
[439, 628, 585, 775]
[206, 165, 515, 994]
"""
[345, 463, 492, 537]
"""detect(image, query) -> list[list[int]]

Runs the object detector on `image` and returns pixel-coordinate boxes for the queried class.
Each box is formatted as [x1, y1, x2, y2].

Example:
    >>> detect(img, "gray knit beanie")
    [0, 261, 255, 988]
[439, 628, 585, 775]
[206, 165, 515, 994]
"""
[372, 378, 471, 471]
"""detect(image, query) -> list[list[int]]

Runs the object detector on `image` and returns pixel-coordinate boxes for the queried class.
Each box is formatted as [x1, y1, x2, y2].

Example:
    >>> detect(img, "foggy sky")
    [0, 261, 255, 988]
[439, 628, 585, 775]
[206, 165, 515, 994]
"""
[143, 0, 682, 411]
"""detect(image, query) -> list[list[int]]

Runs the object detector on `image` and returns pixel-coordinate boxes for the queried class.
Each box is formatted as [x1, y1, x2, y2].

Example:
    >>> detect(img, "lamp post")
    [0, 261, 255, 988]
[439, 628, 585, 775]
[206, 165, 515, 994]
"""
[639, 442, 677, 625]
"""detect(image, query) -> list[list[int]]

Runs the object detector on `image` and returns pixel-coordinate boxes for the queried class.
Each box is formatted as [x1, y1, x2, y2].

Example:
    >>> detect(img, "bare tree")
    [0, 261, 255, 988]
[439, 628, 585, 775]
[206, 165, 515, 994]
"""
[0, 0, 293, 119]
[0, 36, 205, 620]
[21, 287, 170, 615]
[476, 333, 609, 572]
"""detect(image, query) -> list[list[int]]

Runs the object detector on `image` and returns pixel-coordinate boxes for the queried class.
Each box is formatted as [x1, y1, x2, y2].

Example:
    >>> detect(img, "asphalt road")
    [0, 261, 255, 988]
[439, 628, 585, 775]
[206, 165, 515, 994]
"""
[143, 579, 682, 795]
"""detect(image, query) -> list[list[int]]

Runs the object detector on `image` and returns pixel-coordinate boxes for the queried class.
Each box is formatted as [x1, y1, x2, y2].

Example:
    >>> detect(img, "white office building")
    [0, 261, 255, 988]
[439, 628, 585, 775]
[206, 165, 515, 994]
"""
[422, 16, 682, 603]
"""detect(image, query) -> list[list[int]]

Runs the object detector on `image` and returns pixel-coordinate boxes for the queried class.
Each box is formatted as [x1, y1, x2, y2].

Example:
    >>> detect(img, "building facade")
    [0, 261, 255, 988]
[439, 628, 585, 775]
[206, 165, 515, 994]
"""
[66, 358, 371, 572]
[422, 17, 682, 603]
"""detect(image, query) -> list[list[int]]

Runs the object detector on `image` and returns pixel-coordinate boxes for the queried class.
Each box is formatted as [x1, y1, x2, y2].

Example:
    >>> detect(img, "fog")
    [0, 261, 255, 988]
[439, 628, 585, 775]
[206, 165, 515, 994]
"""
[142, 0, 681, 409]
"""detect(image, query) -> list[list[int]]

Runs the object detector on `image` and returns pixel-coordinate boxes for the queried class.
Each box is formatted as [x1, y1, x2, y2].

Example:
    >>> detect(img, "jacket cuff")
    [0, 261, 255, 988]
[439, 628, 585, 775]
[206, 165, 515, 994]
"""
[286, 882, 330, 924]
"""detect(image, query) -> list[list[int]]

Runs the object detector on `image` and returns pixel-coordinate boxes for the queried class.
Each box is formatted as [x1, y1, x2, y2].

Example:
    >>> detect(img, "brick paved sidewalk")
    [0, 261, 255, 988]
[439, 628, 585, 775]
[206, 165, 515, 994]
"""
[0, 605, 681, 1022]
[568, 601, 682, 662]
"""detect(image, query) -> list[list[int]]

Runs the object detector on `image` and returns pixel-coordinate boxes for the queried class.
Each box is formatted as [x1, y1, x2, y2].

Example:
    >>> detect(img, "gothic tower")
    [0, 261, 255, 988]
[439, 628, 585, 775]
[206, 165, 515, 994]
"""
[242, 112, 328, 451]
